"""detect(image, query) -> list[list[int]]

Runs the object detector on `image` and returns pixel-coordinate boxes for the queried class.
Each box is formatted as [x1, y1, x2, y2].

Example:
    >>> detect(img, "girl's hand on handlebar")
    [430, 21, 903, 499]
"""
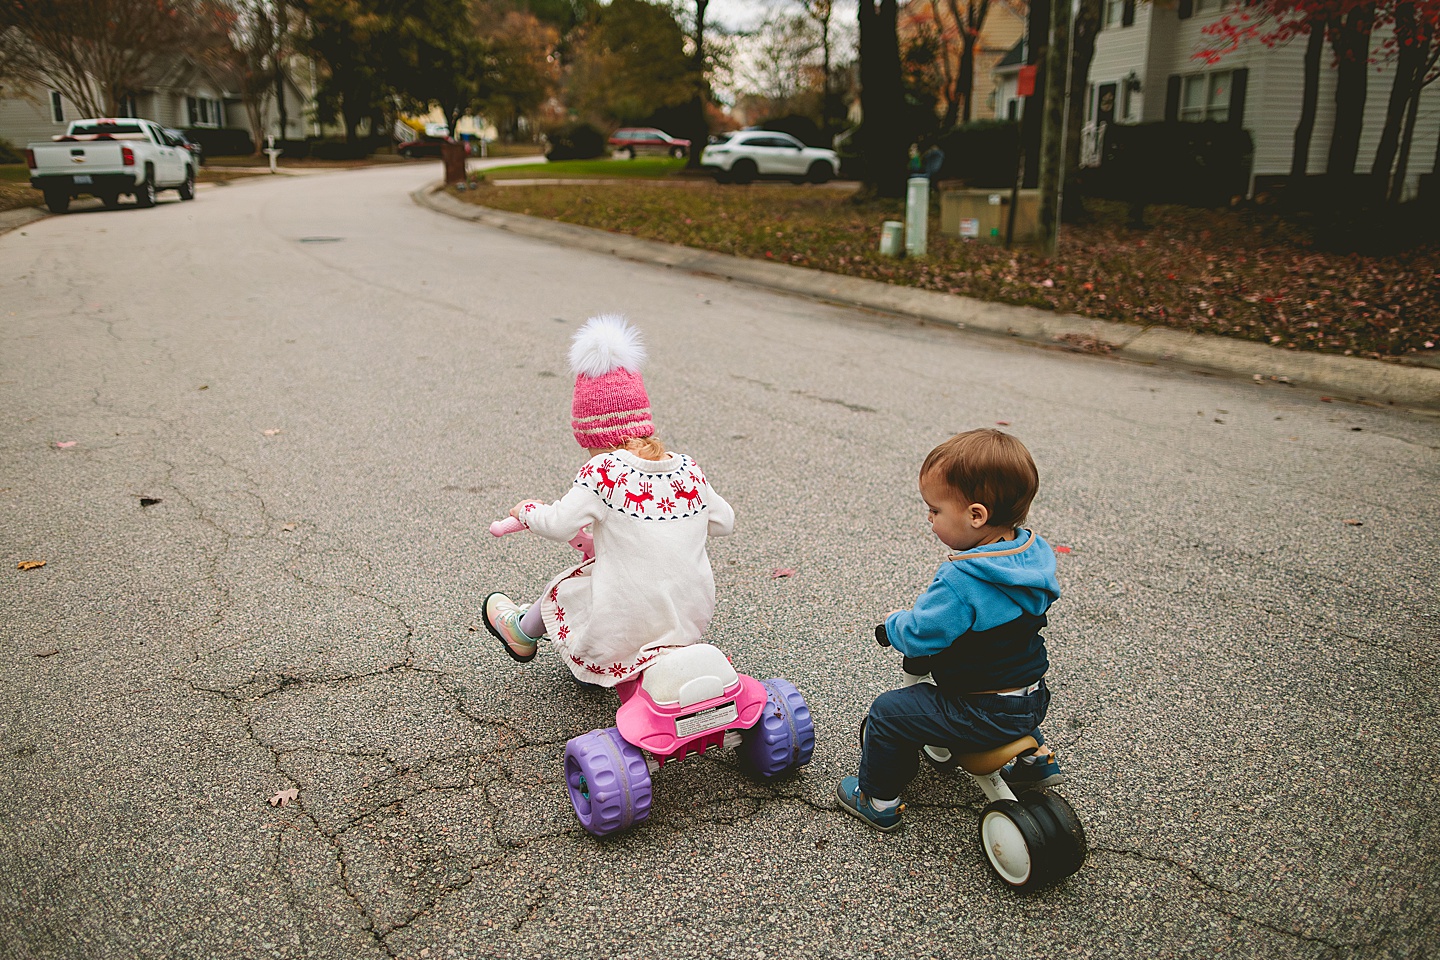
[509, 499, 544, 519]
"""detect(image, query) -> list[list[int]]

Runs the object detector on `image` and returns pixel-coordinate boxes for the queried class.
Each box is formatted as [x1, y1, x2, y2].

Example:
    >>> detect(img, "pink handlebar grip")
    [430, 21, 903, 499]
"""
[489, 516, 527, 537]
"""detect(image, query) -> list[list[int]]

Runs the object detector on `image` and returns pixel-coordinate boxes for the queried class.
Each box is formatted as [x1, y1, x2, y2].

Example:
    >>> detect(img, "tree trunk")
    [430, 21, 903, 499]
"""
[1371, 2, 1422, 195]
[959, 33, 976, 123]
[858, 0, 908, 197]
[684, 0, 710, 169]
[1389, 73, 1424, 203]
[1291, 20, 1326, 178]
[934, 0, 960, 130]
[1021, 0, 1050, 188]
[1061, 0, 1100, 223]
[1327, 5, 1374, 189]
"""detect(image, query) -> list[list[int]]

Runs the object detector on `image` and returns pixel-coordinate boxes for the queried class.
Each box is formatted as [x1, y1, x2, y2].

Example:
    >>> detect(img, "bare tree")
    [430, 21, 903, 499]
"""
[800, 0, 838, 134]
[197, 1, 282, 153]
[0, 0, 199, 117]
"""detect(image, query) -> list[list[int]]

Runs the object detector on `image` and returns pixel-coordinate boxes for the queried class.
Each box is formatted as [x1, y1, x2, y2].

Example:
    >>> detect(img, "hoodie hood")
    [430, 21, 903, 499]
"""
[945, 529, 1060, 618]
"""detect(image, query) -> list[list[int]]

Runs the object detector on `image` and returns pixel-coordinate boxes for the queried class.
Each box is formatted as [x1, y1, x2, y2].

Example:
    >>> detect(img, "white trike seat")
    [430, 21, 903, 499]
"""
[640, 643, 738, 707]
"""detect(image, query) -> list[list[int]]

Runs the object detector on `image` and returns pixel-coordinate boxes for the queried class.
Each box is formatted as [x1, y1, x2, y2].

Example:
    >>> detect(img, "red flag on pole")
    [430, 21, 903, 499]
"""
[1018, 65, 1037, 97]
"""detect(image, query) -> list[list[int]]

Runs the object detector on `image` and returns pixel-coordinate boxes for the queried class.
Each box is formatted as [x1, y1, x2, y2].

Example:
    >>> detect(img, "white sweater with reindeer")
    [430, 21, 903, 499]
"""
[519, 449, 735, 686]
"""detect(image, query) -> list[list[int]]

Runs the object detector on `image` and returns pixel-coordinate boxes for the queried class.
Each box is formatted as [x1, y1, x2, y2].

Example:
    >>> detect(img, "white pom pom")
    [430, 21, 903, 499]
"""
[569, 314, 647, 378]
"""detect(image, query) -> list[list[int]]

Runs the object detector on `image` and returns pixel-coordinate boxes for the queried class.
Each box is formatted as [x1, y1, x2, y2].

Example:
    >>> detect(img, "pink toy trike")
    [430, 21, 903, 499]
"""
[490, 516, 816, 837]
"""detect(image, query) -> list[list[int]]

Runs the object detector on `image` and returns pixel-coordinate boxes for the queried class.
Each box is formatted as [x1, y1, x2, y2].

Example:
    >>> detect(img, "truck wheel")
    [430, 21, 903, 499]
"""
[178, 167, 195, 201]
[134, 170, 156, 208]
[44, 191, 70, 214]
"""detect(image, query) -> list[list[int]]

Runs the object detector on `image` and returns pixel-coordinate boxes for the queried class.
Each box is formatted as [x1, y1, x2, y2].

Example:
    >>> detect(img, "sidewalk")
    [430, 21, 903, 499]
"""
[414, 183, 1440, 413]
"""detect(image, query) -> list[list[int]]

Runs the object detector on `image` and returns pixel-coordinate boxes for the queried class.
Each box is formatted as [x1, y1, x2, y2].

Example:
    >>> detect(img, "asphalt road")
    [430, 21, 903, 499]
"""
[2, 164, 1437, 960]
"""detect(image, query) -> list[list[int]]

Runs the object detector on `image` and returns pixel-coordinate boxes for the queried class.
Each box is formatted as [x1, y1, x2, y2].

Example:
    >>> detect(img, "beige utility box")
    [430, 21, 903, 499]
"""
[940, 188, 1039, 243]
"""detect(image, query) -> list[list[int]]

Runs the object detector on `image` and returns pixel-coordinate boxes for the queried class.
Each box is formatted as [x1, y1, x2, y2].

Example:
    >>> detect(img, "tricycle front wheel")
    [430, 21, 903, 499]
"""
[563, 727, 652, 837]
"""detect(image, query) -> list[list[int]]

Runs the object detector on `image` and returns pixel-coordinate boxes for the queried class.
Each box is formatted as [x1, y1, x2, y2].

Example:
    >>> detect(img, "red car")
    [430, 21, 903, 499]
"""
[608, 127, 690, 159]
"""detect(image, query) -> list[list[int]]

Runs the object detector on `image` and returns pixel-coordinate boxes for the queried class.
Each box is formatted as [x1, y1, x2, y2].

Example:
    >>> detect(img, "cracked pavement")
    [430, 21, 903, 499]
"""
[2, 164, 1437, 960]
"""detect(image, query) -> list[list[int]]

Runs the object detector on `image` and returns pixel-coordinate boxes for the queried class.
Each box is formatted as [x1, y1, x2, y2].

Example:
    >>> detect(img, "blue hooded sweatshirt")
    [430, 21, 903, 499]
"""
[884, 529, 1061, 694]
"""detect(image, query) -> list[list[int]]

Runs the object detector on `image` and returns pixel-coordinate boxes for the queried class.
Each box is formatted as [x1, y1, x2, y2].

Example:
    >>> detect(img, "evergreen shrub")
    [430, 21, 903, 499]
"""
[185, 127, 255, 157]
[544, 122, 606, 160]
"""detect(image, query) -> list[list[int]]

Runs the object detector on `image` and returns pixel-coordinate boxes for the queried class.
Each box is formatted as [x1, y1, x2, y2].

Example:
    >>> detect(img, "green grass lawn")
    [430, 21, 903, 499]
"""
[456, 179, 1439, 362]
[482, 157, 688, 180]
[0, 164, 30, 182]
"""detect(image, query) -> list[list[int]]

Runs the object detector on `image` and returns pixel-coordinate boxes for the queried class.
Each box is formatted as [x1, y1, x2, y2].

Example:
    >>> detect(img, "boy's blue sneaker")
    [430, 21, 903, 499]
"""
[835, 776, 904, 832]
[1001, 751, 1068, 789]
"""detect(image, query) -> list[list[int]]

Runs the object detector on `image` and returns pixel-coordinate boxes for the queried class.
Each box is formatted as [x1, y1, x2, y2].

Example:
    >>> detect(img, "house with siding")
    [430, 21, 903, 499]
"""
[0, 52, 315, 154]
[992, 0, 1440, 199]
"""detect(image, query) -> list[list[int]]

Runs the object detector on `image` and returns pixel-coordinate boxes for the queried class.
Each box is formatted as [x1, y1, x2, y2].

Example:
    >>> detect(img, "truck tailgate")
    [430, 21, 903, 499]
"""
[31, 141, 130, 177]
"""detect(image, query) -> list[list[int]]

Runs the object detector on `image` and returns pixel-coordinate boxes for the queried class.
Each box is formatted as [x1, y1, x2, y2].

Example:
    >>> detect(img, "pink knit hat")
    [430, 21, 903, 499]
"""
[569, 314, 655, 449]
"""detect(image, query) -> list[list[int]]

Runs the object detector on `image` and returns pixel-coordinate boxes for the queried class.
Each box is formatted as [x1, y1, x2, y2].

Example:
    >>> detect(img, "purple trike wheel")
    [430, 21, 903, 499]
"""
[741, 678, 815, 778]
[563, 727, 653, 837]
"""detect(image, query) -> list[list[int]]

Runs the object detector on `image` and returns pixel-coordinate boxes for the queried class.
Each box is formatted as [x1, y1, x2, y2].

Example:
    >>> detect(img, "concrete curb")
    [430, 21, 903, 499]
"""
[0, 206, 48, 235]
[414, 183, 1440, 413]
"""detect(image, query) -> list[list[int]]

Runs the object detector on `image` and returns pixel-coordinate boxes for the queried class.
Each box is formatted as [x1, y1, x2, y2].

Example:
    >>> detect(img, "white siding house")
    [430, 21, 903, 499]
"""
[1082, 0, 1439, 198]
[0, 52, 315, 152]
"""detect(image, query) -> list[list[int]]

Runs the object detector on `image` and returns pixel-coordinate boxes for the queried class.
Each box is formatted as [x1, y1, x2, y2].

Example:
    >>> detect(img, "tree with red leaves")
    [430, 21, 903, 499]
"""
[1199, 0, 1440, 201]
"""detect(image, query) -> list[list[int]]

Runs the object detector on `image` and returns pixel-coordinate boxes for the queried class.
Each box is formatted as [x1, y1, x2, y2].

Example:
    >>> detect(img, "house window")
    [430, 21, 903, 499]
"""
[50, 90, 64, 122]
[1103, 0, 1126, 26]
[117, 93, 137, 117]
[187, 96, 223, 127]
[1180, 70, 1231, 122]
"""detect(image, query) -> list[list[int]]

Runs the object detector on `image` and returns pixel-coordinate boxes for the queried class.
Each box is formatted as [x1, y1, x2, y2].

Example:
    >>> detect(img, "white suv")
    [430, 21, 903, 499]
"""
[700, 130, 840, 184]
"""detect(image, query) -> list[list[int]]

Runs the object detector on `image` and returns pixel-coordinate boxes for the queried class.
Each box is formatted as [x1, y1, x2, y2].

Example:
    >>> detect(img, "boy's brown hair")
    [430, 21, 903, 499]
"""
[922, 429, 1039, 528]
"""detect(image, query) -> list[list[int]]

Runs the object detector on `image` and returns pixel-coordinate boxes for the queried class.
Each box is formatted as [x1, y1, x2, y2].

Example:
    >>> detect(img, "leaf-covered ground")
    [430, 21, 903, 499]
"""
[458, 179, 1439, 362]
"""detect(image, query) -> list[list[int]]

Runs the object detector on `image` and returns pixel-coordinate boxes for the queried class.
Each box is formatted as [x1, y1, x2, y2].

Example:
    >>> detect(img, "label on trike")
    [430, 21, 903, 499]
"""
[675, 701, 738, 738]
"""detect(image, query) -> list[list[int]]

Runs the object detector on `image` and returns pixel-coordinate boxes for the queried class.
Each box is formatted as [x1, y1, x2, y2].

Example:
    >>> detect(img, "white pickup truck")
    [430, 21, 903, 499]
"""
[25, 117, 197, 214]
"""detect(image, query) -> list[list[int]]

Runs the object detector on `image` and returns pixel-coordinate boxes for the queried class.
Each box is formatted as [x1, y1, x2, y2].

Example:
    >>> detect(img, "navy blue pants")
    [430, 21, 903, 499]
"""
[858, 680, 1050, 801]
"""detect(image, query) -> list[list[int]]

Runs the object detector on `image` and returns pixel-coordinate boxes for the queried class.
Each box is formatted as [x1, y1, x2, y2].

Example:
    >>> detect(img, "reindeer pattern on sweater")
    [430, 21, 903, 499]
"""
[518, 449, 735, 686]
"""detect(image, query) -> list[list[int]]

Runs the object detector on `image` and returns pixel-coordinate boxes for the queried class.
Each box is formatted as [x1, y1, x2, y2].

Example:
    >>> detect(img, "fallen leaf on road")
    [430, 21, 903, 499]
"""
[996, 420, 1011, 426]
[1342, 518, 1363, 526]
[281, 523, 296, 531]
[771, 568, 797, 579]
[55, 441, 76, 449]
[262, 428, 283, 436]
[139, 497, 161, 507]
[1054, 545, 1072, 554]
[33, 648, 60, 658]
[17, 560, 45, 570]
[269, 787, 298, 807]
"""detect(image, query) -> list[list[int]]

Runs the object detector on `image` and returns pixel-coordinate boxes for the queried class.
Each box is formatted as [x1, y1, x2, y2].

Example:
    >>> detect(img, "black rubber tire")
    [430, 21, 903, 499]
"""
[807, 161, 834, 184]
[44, 191, 70, 214]
[670, 146, 686, 159]
[100, 193, 121, 209]
[730, 159, 757, 184]
[977, 798, 1048, 890]
[178, 167, 195, 201]
[1019, 789, 1088, 882]
[618, 146, 634, 160]
[134, 170, 156, 208]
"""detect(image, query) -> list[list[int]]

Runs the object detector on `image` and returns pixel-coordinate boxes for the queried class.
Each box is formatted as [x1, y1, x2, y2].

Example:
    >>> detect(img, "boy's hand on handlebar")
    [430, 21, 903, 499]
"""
[874, 610, 902, 647]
